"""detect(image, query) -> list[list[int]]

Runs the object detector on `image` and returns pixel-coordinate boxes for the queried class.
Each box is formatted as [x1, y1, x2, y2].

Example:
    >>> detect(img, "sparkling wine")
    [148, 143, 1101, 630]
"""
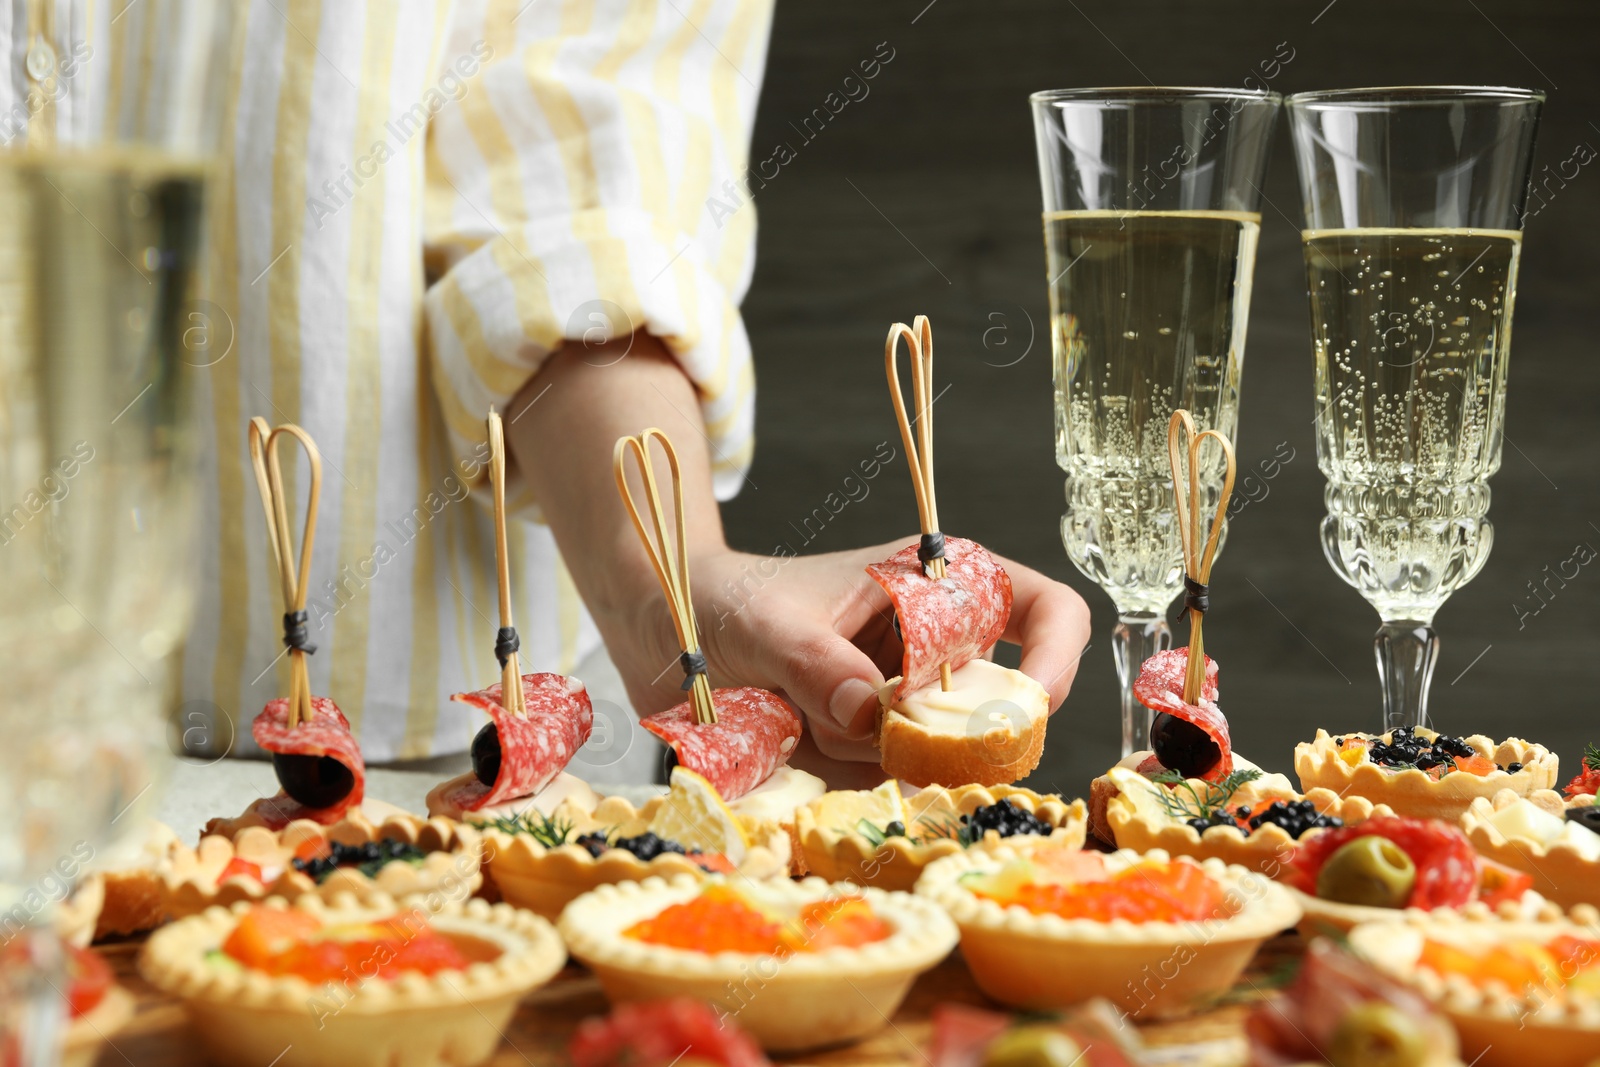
[0, 149, 206, 884]
[1304, 227, 1520, 621]
[1047, 209, 1260, 614]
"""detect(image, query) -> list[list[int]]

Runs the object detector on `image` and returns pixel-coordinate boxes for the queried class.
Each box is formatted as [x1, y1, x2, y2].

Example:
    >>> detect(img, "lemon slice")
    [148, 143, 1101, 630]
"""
[648, 767, 750, 865]
[806, 780, 907, 839]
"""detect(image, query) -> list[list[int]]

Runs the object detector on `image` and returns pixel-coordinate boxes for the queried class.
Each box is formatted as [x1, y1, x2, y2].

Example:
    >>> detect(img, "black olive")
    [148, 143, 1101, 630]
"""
[893, 613, 903, 641]
[1150, 712, 1222, 779]
[272, 753, 354, 809]
[1566, 807, 1600, 834]
[662, 747, 679, 775]
[470, 723, 501, 786]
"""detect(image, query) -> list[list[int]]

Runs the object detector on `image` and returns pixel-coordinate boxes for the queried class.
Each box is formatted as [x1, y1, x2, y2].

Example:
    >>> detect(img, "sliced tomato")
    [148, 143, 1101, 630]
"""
[569, 998, 770, 1067]
[64, 945, 113, 1018]
[218, 857, 264, 883]
[221, 906, 323, 969]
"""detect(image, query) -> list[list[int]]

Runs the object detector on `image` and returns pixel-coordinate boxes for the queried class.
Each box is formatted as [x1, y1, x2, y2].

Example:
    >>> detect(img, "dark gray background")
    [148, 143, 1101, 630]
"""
[722, 0, 1599, 794]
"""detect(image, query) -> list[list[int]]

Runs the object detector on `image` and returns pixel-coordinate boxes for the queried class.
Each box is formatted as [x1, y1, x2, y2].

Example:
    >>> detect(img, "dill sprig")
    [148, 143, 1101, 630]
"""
[484, 809, 576, 848]
[1584, 743, 1600, 773]
[1146, 768, 1262, 822]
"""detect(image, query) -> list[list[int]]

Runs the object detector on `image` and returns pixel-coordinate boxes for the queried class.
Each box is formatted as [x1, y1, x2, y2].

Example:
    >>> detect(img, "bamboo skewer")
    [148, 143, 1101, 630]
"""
[884, 315, 953, 692]
[1166, 410, 1238, 706]
[614, 428, 717, 725]
[486, 410, 526, 716]
[247, 417, 323, 729]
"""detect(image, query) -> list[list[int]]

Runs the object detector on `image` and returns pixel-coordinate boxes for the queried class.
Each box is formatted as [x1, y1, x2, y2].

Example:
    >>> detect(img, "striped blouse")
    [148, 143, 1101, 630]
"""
[3, 0, 771, 760]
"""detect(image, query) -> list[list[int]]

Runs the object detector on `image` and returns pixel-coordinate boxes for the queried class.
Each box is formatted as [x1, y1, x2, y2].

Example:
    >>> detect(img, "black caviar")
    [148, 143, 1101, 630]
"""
[576, 830, 731, 872]
[291, 838, 428, 883]
[1186, 799, 1341, 839]
[961, 799, 1052, 842]
[1356, 726, 1517, 774]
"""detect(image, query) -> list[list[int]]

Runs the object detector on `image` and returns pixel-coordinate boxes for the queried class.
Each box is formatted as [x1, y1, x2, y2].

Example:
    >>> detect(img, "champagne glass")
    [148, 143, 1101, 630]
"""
[1030, 88, 1280, 756]
[1285, 87, 1543, 731]
[0, 5, 238, 1063]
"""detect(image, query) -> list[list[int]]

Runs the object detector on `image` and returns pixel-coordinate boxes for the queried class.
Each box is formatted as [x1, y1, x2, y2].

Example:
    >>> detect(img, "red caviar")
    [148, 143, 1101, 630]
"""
[220, 905, 471, 983]
[977, 860, 1229, 923]
[623, 886, 891, 954]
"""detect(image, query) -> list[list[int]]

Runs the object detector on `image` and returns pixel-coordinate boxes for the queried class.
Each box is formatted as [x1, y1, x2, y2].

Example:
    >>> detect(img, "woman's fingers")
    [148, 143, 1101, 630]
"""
[995, 554, 1093, 713]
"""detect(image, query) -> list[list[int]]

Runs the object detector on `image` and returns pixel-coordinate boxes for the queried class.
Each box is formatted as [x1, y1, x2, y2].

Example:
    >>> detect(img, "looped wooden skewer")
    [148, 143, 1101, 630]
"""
[885, 315, 953, 692]
[248, 417, 322, 729]
[614, 428, 717, 725]
[485, 410, 525, 716]
[1167, 409, 1237, 706]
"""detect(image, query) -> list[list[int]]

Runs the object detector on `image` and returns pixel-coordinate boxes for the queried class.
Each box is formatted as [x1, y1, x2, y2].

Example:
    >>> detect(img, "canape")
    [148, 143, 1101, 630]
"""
[481, 767, 792, 921]
[1460, 788, 1600, 910]
[558, 874, 957, 1052]
[163, 813, 481, 919]
[139, 893, 565, 1067]
[1295, 727, 1556, 821]
[92, 819, 184, 938]
[794, 782, 1085, 891]
[915, 843, 1300, 1019]
[1350, 913, 1600, 1067]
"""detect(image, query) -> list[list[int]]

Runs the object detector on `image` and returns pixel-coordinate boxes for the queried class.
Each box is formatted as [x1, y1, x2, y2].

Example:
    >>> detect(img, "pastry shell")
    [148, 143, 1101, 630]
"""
[163, 812, 482, 919]
[138, 892, 566, 1067]
[1295, 729, 1556, 821]
[1460, 789, 1600, 910]
[558, 874, 958, 1052]
[795, 785, 1087, 891]
[1349, 909, 1600, 1067]
[483, 794, 791, 922]
[915, 844, 1301, 1019]
[60, 983, 134, 1067]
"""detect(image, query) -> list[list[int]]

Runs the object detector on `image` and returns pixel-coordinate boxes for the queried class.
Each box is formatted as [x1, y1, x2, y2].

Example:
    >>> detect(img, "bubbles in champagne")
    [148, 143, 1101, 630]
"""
[1304, 228, 1520, 621]
[1046, 210, 1257, 613]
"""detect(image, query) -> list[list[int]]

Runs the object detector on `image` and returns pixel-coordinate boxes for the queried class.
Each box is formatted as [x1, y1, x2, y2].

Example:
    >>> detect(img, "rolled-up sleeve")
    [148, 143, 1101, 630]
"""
[423, 0, 773, 502]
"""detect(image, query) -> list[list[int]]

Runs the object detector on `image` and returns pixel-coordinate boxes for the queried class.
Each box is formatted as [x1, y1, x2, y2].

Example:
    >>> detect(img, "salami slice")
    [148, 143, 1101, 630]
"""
[435, 673, 594, 812]
[1132, 648, 1233, 782]
[867, 537, 1012, 703]
[251, 695, 366, 827]
[641, 687, 802, 801]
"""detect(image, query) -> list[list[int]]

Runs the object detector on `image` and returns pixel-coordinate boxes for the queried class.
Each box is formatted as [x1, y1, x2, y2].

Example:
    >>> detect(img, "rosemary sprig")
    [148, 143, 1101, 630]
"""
[1146, 768, 1262, 822]
[1585, 743, 1600, 773]
[484, 809, 576, 848]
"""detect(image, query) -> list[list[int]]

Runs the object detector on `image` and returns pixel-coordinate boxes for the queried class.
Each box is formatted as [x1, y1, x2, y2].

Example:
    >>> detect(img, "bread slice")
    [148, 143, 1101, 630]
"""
[877, 661, 1049, 788]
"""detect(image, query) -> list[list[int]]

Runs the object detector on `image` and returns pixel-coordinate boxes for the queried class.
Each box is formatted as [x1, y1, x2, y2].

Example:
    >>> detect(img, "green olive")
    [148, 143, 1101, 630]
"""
[982, 1025, 1084, 1067]
[1316, 835, 1416, 908]
[1326, 1002, 1429, 1067]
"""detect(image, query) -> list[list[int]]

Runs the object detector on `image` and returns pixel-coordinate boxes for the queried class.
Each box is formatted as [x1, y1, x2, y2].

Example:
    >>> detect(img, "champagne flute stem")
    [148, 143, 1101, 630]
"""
[1113, 612, 1171, 756]
[1375, 620, 1439, 732]
[2, 922, 67, 1067]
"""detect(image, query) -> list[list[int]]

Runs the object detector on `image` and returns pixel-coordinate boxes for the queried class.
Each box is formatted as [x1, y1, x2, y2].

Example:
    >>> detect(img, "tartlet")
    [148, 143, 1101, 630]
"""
[915, 843, 1301, 1019]
[558, 874, 958, 1052]
[795, 784, 1086, 891]
[1101, 765, 1390, 875]
[1350, 912, 1600, 1067]
[139, 893, 566, 1067]
[482, 792, 791, 922]
[1288, 884, 1565, 938]
[204, 796, 412, 839]
[163, 812, 482, 918]
[1460, 788, 1600, 910]
[1295, 728, 1556, 821]
[93, 820, 185, 938]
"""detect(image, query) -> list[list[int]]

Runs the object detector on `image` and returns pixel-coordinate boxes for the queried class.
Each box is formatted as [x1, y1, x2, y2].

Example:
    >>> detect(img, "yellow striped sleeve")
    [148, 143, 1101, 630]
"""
[422, 0, 773, 503]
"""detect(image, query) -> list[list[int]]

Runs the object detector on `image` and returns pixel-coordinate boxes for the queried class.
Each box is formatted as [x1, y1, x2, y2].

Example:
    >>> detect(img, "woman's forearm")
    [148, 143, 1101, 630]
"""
[505, 334, 726, 623]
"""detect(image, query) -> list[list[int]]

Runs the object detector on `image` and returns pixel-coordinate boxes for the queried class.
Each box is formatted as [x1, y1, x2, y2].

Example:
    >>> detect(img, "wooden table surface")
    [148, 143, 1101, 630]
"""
[97, 935, 1299, 1067]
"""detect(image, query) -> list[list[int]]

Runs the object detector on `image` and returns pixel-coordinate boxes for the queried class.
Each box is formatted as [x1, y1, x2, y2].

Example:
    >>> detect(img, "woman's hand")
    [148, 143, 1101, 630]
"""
[593, 540, 1093, 772]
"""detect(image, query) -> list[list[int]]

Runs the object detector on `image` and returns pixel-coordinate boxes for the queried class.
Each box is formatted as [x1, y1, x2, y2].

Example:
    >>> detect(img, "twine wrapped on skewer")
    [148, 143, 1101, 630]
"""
[485, 410, 526, 716]
[884, 315, 953, 691]
[1166, 409, 1238, 704]
[247, 418, 322, 729]
[614, 429, 717, 724]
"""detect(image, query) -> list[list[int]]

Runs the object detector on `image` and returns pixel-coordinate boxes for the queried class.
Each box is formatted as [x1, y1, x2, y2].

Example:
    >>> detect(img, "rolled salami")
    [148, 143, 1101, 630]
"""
[642, 687, 802, 801]
[433, 673, 594, 812]
[251, 696, 366, 827]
